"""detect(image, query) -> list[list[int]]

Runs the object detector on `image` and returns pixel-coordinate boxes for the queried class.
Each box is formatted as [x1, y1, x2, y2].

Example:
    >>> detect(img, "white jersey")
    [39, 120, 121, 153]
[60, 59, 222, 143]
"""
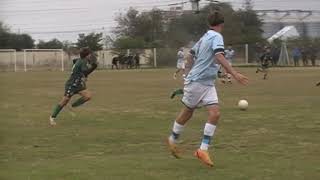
[224, 49, 235, 63]
[177, 50, 184, 64]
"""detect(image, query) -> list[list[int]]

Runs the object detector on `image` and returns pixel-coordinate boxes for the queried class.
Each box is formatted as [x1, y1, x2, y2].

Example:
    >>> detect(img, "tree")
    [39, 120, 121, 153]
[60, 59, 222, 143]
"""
[37, 38, 63, 49]
[0, 21, 34, 50]
[166, 3, 245, 46]
[236, 0, 264, 44]
[113, 37, 145, 49]
[111, 2, 263, 49]
[113, 8, 165, 48]
[76, 32, 103, 51]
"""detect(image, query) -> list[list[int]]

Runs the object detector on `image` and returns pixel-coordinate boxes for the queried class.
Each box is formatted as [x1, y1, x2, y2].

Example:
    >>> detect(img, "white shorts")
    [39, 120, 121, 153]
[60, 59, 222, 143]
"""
[181, 82, 219, 109]
[177, 62, 185, 69]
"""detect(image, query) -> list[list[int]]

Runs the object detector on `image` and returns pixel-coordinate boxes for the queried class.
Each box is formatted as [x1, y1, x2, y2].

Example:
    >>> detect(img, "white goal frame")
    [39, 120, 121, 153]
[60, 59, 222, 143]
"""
[23, 49, 64, 72]
[0, 49, 17, 72]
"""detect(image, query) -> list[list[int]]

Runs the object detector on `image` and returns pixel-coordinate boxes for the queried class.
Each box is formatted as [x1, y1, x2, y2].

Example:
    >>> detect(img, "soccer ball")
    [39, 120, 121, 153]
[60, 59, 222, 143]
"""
[238, 100, 248, 110]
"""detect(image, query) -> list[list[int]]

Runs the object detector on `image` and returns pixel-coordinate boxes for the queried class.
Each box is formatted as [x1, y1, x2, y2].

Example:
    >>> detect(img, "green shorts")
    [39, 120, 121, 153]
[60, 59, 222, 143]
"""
[64, 78, 86, 98]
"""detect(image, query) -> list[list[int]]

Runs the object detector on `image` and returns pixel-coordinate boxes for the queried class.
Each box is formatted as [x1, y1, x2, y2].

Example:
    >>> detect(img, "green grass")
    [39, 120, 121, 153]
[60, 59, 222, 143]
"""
[0, 68, 320, 180]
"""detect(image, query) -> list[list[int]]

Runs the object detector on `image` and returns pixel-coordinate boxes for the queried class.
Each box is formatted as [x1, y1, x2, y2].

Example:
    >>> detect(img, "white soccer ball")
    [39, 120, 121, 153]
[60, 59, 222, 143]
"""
[238, 100, 248, 110]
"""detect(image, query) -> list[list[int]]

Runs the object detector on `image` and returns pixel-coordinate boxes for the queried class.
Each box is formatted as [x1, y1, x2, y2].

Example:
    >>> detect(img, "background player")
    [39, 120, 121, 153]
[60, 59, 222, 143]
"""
[256, 46, 272, 80]
[173, 47, 185, 79]
[221, 44, 235, 83]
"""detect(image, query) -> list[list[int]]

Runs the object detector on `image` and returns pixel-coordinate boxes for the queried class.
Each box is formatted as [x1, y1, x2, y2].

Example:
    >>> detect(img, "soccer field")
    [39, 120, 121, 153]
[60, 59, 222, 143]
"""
[1, 68, 319, 180]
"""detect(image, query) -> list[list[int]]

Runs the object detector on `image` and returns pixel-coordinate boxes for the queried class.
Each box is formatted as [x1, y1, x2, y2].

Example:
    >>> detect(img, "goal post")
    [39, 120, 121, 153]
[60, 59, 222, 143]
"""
[23, 49, 64, 72]
[0, 49, 17, 72]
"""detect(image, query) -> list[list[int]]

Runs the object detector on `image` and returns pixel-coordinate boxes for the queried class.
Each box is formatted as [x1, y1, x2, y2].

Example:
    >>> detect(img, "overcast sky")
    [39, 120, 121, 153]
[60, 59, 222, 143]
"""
[1, 0, 320, 42]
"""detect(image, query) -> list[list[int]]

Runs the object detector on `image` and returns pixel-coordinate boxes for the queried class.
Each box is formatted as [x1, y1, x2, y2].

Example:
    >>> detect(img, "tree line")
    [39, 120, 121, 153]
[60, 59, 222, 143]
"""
[0, 1, 263, 52]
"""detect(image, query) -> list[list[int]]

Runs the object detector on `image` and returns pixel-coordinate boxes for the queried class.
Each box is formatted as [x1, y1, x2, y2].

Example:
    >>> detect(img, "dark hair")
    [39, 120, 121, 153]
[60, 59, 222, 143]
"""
[207, 11, 224, 27]
[80, 47, 92, 58]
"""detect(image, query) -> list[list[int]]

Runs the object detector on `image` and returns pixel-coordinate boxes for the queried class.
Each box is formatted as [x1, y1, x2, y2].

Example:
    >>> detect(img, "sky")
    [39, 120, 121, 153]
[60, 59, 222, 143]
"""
[1, 0, 320, 42]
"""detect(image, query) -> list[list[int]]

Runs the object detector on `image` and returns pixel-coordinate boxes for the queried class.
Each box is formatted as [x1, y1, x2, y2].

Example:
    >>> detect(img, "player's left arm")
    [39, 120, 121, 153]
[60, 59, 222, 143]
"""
[84, 54, 98, 77]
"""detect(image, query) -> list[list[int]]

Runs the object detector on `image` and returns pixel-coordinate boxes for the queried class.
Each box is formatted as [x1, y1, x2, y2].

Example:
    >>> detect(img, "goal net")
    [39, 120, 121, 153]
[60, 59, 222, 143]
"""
[0, 49, 17, 72]
[22, 49, 65, 72]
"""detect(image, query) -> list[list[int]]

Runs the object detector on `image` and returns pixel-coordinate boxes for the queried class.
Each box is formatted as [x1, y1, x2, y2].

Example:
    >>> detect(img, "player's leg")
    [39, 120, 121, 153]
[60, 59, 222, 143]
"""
[256, 67, 262, 73]
[167, 107, 194, 158]
[167, 82, 203, 158]
[194, 86, 219, 167]
[170, 88, 184, 99]
[71, 89, 92, 108]
[50, 96, 71, 125]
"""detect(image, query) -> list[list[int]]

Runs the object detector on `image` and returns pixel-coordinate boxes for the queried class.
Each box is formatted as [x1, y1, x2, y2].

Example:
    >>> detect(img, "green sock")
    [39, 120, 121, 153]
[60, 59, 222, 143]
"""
[72, 97, 88, 107]
[51, 104, 63, 118]
[170, 88, 184, 99]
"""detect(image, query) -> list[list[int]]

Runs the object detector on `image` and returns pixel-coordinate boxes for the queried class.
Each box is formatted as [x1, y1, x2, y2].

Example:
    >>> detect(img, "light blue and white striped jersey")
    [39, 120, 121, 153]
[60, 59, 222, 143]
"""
[185, 30, 225, 86]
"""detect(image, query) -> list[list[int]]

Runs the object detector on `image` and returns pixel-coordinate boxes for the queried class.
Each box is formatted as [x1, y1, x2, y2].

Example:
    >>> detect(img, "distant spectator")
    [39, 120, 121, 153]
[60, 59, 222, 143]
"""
[271, 46, 280, 66]
[119, 54, 126, 69]
[301, 46, 308, 66]
[127, 54, 134, 69]
[309, 45, 317, 66]
[112, 55, 119, 69]
[134, 53, 140, 69]
[292, 47, 301, 67]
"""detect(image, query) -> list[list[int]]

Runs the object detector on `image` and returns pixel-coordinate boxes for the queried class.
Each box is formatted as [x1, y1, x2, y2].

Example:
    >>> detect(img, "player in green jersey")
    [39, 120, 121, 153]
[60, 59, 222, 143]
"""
[49, 48, 97, 126]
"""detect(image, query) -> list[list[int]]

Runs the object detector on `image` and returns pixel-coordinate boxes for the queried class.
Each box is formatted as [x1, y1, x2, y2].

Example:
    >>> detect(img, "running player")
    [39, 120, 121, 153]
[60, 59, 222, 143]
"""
[49, 47, 97, 126]
[166, 11, 248, 167]
[256, 46, 272, 80]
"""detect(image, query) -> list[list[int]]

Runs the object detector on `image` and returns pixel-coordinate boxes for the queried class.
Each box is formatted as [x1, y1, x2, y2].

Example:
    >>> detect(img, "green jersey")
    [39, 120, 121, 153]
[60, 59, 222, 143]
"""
[64, 58, 97, 97]
[69, 58, 90, 81]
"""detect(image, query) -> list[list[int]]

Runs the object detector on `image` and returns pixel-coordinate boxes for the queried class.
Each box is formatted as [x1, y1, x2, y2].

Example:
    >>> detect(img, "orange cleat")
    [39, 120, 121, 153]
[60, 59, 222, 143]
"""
[166, 138, 182, 159]
[194, 149, 214, 167]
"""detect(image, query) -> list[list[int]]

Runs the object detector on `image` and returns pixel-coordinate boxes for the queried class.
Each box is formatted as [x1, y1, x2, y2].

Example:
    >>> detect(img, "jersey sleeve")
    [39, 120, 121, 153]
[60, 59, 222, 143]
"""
[212, 34, 225, 55]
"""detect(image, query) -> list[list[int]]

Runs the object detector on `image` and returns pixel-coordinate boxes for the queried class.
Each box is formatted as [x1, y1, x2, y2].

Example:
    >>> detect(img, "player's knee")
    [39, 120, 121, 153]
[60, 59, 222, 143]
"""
[84, 93, 92, 101]
[61, 97, 70, 106]
[208, 108, 220, 121]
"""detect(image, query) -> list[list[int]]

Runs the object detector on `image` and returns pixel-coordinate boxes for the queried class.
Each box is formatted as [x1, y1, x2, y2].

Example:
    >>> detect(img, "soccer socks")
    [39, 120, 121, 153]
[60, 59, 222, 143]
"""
[170, 89, 184, 99]
[169, 121, 184, 143]
[71, 97, 89, 108]
[51, 104, 63, 118]
[200, 123, 217, 151]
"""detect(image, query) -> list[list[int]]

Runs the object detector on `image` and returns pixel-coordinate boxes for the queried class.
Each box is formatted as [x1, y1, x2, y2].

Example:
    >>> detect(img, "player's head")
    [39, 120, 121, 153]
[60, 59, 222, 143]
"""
[207, 11, 224, 32]
[80, 47, 92, 59]
[228, 44, 232, 49]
